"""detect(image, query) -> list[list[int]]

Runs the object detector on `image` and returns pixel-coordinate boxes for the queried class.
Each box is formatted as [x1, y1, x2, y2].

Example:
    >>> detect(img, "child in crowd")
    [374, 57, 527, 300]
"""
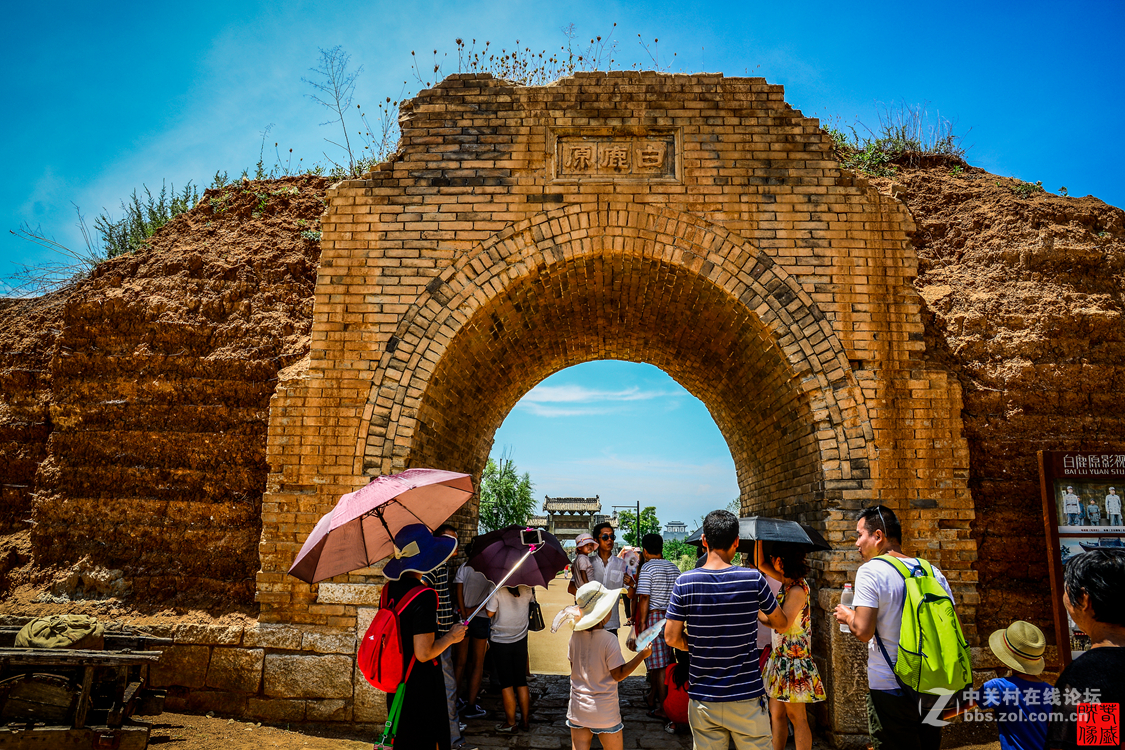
[756, 541, 826, 750]
[567, 581, 650, 750]
[979, 621, 1052, 750]
[568, 533, 597, 597]
[662, 648, 690, 735]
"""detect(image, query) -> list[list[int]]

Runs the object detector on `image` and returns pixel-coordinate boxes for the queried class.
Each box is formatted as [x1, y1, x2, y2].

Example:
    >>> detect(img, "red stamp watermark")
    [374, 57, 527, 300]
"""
[1078, 702, 1120, 747]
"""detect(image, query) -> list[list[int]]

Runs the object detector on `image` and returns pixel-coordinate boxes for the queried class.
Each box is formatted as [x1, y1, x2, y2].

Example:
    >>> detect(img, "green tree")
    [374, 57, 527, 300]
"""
[616, 505, 660, 547]
[478, 457, 536, 533]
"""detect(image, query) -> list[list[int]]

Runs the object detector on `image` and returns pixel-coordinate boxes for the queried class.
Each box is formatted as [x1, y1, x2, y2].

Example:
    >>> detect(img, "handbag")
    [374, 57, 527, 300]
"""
[528, 600, 545, 632]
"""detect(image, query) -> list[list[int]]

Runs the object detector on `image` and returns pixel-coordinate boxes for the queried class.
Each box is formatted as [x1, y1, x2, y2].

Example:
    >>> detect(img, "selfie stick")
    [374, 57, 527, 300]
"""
[464, 544, 539, 623]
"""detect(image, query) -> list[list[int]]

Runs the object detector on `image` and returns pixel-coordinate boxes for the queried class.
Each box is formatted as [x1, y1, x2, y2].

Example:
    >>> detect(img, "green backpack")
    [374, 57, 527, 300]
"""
[874, 555, 972, 696]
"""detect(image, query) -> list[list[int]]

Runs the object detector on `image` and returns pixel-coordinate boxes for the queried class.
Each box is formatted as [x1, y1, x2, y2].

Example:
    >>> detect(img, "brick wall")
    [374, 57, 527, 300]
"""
[257, 72, 976, 741]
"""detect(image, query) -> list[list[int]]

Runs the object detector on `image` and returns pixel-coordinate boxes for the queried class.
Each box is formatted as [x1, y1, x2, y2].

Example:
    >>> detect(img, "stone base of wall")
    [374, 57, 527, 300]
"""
[0, 613, 387, 724]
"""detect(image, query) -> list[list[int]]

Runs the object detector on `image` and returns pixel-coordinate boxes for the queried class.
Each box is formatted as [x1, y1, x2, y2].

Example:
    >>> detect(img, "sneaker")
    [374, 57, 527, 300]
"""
[664, 721, 676, 735]
[462, 704, 488, 719]
[495, 722, 518, 734]
[456, 696, 467, 712]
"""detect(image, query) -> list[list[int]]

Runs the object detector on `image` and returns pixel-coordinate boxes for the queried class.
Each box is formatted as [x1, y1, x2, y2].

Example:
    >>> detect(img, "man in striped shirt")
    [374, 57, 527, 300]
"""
[665, 510, 788, 750]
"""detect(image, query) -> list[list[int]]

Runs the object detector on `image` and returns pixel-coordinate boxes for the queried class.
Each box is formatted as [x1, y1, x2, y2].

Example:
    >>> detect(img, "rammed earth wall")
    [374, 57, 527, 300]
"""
[255, 72, 977, 745]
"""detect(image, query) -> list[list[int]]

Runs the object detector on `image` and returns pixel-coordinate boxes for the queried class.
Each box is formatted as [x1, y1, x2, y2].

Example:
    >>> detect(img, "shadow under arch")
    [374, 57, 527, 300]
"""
[361, 204, 874, 528]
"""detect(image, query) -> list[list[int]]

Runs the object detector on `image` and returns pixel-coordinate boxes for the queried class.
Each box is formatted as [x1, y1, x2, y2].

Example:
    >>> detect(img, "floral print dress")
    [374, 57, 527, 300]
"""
[763, 578, 826, 703]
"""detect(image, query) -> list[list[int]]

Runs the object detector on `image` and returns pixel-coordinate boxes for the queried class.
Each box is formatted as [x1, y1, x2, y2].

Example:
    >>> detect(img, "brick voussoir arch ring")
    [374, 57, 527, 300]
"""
[363, 202, 872, 480]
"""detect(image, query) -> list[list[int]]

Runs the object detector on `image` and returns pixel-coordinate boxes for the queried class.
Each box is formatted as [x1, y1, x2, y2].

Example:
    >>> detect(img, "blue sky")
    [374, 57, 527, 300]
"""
[4, 0, 1122, 526]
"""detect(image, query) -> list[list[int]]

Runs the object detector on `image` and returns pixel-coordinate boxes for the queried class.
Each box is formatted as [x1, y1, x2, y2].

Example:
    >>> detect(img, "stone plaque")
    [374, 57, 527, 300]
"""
[553, 132, 678, 182]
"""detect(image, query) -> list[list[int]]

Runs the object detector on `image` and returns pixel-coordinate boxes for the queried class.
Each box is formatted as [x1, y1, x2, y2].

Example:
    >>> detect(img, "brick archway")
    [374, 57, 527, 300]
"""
[256, 72, 976, 739]
[359, 203, 874, 529]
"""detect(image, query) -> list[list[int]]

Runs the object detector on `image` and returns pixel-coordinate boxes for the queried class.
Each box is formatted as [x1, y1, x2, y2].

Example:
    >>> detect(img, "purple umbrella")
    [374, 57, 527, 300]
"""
[464, 524, 570, 607]
[288, 468, 473, 583]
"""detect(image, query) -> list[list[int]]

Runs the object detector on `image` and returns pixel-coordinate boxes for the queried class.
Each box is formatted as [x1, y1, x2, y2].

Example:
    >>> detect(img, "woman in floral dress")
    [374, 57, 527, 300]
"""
[755, 541, 826, 750]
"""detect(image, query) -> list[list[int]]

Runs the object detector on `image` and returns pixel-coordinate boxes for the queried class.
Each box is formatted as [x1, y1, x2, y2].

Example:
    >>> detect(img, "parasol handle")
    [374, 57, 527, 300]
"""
[463, 545, 539, 623]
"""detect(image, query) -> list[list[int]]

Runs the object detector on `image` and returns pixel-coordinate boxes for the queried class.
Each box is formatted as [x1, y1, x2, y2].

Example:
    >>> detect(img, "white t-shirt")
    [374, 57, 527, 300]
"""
[485, 585, 533, 644]
[1107, 494, 1122, 516]
[852, 556, 955, 691]
[567, 628, 626, 730]
[454, 563, 492, 613]
[589, 554, 626, 630]
[635, 559, 681, 612]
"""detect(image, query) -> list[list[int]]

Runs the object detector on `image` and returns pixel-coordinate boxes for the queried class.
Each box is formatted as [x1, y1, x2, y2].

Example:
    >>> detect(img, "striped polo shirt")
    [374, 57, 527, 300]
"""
[665, 565, 778, 703]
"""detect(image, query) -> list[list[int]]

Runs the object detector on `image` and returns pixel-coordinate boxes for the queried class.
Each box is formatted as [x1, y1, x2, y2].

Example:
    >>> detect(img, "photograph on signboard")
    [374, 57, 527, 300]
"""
[1053, 480, 1125, 532]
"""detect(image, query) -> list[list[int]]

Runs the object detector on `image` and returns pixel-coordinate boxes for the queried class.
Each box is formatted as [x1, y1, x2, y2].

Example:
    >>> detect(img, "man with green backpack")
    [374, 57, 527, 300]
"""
[834, 505, 972, 750]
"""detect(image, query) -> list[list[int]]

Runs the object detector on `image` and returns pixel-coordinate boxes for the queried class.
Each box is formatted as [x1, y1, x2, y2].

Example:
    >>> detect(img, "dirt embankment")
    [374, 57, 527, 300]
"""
[873, 167, 1125, 639]
[2, 166, 1123, 642]
[0, 176, 328, 613]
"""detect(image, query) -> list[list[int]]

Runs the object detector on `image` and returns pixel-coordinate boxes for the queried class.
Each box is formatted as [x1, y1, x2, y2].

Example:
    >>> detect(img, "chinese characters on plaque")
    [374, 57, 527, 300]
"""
[556, 136, 676, 180]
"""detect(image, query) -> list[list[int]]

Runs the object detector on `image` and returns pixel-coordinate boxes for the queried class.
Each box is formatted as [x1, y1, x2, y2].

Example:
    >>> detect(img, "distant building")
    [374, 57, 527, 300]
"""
[664, 520, 688, 541]
[542, 496, 604, 546]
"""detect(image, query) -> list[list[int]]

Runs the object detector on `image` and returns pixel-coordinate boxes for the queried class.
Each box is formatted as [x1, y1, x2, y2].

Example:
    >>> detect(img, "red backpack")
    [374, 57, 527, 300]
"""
[358, 584, 437, 692]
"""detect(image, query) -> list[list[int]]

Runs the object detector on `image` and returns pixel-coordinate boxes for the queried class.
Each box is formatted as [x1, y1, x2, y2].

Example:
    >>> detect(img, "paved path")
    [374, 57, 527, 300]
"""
[461, 673, 691, 749]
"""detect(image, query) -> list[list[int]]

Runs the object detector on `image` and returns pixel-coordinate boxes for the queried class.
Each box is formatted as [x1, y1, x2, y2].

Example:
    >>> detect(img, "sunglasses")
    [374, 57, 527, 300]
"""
[600, 533, 615, 541]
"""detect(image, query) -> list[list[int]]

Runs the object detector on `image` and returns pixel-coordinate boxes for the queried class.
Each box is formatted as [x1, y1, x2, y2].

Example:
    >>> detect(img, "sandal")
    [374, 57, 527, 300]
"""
[647, 708, 666, 719]
[495, 722, 518, 734]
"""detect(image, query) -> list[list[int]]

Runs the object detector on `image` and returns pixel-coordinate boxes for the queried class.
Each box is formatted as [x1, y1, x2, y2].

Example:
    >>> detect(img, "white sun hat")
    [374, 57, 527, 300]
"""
[573, 581, 623, 631]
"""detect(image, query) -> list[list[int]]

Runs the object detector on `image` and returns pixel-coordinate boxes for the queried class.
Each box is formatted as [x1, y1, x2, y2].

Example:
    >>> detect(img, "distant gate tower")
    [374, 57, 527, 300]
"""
[664, 520, 688, 541]
[541, 496, 603, 546]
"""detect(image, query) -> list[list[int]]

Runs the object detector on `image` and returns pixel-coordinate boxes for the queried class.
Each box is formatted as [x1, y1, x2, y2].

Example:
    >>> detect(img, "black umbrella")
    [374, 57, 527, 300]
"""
[686, 516, 831, 553]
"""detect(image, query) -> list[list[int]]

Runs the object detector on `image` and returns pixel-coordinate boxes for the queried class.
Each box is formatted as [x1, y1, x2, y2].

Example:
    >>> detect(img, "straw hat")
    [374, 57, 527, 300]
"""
[573, 581, 623, 631]
[988, 620, 1046, 675]
[382, 523, 457, 581]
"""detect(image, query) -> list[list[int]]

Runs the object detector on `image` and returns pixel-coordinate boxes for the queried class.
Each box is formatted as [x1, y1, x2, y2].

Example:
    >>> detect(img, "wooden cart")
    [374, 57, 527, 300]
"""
[0, 629, 170, 749]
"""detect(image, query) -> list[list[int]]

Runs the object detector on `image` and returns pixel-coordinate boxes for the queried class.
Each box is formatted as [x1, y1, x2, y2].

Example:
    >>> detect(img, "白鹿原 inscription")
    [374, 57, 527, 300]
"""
[553, 132, 678, 182]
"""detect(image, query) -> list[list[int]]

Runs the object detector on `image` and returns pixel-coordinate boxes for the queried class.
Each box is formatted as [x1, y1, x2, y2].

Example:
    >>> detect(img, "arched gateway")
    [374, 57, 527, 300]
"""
[256, 72, 975, 743]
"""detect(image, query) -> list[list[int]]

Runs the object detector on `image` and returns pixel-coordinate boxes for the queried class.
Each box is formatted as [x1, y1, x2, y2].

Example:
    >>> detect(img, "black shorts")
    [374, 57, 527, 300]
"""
[468, 615, 490, 640]
[489, 637, 528, 689]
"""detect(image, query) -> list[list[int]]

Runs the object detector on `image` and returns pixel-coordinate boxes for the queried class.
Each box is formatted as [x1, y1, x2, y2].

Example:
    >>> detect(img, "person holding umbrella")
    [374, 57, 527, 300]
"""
[462, 524, 571, 735]
[383, 523, 467, 750]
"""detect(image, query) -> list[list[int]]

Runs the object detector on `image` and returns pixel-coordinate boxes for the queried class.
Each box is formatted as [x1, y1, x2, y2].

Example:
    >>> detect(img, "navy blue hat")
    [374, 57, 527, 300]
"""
[382, 523, 458, 581]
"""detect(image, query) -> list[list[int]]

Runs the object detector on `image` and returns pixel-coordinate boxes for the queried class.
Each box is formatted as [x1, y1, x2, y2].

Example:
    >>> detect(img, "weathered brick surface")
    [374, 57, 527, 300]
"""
[257, 72, 976, 738]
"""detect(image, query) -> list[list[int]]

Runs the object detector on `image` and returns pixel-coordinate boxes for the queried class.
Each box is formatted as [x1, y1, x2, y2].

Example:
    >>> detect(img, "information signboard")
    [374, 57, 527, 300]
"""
[1038, 450, 1125, 666]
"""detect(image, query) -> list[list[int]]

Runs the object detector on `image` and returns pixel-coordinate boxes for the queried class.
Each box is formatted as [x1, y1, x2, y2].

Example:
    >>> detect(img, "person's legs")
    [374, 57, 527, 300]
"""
[783, 702, 811, 750]
[594, 729, 624, 750]
[516, 686, 531, 730]
[500, 686, 518, 727]
[769, 697, 788, 750]
[688, 699, 732, 750]
[440, 648, 463, 745]
[867, 689, 938, 750]
[467, 637, 487, 706]
[569, 725, 593, 750]
[453, 637, 469, 697]
[724, 697, 772, 750]
[651, 666, 668, 709]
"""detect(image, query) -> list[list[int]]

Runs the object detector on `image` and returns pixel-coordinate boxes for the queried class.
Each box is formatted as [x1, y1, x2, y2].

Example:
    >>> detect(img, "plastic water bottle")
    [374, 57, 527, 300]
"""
[839, 583, 854, 633]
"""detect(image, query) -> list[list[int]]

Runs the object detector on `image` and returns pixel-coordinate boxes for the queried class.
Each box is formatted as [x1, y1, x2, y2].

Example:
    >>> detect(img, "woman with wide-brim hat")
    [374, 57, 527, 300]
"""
[565, 581, 650, 750]
[382, 523, 467, 750]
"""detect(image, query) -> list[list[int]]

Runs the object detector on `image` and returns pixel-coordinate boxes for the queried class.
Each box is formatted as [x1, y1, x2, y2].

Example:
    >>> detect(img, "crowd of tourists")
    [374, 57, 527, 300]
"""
[376, 506, 1125, 750]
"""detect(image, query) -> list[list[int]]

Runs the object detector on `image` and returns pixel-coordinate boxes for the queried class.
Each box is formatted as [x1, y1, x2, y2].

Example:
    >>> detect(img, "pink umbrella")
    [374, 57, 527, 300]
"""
[288, 468, 474, 583]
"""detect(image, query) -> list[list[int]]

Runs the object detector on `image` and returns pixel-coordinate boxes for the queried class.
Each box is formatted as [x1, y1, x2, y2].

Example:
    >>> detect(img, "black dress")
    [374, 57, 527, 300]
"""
[385, 578, 449, 750]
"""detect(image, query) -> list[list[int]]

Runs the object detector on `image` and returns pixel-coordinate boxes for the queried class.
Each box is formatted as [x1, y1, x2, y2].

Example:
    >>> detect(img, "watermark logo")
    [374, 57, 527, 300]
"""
[1078, 702, 1119, 747]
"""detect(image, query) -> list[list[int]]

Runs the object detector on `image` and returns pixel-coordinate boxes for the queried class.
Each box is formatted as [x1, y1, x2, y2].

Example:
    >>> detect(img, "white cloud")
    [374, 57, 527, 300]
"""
[515, 383, 682, 418]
